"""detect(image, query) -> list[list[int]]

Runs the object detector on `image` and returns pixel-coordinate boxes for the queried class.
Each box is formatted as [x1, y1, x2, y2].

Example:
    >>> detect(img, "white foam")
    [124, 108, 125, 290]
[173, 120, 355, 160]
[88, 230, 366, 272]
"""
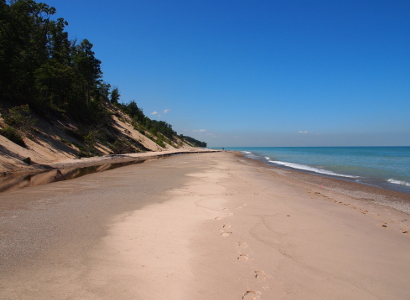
[265, 157, 270, 160]
[242, 151, 251, 154]
[268, 160, 359, 179]
[387, 179, 410, 187]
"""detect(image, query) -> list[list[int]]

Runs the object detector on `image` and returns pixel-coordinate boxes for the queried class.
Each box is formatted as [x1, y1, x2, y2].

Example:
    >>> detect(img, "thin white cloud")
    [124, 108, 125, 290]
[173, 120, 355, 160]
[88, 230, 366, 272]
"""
[164, 109, 170, 113]
[298, 131, 308, 134]
[193, 129, 206, 132]
[151, 111, 158, 115]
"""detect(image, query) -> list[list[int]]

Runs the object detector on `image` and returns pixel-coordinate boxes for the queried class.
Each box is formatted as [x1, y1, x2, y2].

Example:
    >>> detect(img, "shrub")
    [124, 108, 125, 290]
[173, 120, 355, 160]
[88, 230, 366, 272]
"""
[1, 126, 26, 147]
[22, 157, 31, 164]
[110, 140, 136, 154]
[59, 138, 73, 146]
[84, 130, 96, 148]
[3, 105, 36, 135]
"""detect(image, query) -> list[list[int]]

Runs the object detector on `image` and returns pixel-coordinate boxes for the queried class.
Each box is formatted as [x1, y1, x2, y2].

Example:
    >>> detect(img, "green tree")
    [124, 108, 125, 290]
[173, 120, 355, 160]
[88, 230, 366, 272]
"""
[110, 87, 120, 104]
[72, 39, 102, 103]
[0, 0, 56, 101]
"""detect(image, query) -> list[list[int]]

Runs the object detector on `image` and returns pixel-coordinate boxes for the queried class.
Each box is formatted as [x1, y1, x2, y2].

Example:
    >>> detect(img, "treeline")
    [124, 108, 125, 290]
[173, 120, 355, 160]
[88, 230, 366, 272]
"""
[0, 0, 206, 150]
[117, 101, 206, 147]
[118, 101, 176, 140]
[179, 135, 207, 148]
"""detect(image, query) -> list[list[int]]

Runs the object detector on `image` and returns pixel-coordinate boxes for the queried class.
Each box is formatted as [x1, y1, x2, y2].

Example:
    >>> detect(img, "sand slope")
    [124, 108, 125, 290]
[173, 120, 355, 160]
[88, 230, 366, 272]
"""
[0, 104, 194, 174]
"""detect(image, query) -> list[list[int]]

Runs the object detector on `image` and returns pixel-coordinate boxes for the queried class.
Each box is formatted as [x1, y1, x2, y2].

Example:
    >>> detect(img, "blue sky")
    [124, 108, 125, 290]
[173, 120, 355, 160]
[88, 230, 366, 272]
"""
[46, 0, 409, 147]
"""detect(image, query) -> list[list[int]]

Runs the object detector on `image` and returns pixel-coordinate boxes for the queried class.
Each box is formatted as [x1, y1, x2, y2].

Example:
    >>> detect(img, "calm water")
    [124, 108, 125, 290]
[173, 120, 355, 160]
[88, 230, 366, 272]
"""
[218, 147, 410, 194]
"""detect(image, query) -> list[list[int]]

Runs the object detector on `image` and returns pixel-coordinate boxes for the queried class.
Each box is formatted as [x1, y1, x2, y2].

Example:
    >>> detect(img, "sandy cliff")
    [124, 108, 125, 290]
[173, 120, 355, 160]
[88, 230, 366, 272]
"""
[0, 103, 195, 173]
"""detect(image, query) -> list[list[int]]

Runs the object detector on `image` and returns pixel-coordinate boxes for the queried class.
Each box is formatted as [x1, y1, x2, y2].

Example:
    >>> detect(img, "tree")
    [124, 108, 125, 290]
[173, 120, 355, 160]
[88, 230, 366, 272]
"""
[72, 39, 102, 105]
[110, 87, 120, 104]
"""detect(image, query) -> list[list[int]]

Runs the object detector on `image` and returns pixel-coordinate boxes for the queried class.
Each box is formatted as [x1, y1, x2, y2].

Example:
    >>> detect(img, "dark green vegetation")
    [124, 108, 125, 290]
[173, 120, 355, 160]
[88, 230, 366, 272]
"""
[0, 0, 206, 156]
[179, 135, 207, 148]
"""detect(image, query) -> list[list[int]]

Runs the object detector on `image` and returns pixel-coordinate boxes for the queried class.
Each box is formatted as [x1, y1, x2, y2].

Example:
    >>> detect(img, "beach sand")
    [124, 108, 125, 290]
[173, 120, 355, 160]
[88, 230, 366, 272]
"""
[1, 152, 409, 299]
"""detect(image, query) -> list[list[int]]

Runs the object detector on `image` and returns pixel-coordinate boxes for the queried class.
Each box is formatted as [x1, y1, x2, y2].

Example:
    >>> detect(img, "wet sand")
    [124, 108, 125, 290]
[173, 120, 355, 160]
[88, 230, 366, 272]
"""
[0, 148, 218, 193]
[1, 152, 410, 299]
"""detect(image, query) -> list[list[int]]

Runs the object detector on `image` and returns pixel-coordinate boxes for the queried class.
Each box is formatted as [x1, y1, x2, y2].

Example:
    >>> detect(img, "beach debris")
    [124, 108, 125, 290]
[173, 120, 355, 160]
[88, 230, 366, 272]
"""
[402, 230, 408, 233]
[382, 224, 387, 228]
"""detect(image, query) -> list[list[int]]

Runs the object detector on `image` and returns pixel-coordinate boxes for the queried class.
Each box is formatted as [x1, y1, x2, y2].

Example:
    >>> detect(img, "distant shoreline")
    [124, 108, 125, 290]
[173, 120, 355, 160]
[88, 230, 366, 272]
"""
[233, 151, 410, 215]
[218, 146, 410, 195]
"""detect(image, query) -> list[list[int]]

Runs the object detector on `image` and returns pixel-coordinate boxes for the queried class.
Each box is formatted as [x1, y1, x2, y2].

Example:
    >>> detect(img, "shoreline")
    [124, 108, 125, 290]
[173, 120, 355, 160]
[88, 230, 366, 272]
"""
[235, 151, 410, 214]
[222, 147, 410, 195]
[1, 152, 410, 299]
[1, 148, 408, 215]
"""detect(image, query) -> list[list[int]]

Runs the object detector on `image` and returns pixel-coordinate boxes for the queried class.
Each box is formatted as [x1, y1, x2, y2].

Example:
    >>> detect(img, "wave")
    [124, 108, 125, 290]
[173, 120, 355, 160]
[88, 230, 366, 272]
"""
[387, 179, 410, 187]
[266, 159, 359, 179]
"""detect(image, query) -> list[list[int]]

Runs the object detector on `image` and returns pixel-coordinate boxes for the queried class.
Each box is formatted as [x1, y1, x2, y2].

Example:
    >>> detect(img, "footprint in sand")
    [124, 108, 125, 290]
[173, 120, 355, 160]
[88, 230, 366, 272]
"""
[215, 216, 223, 220]
[221, 231, 232, 237]
[238, 241, 248, 248]
[237, 203, 248, 209]
[237, 254, 249, 261]
[226, 212, 234, 217]
[242, 290, 260, 300]
[254, 270, 267, 281]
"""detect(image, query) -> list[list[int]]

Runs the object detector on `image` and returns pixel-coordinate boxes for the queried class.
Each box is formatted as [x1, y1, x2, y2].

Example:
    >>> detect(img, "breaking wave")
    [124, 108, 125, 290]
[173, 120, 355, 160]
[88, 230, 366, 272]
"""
[266, 159, 359, 179]
[387, 179, 410, 187]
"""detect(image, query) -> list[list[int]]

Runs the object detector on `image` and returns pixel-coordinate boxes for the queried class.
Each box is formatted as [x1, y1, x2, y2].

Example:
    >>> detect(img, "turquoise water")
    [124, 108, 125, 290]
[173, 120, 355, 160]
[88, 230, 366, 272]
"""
[217, 147, 410, 194]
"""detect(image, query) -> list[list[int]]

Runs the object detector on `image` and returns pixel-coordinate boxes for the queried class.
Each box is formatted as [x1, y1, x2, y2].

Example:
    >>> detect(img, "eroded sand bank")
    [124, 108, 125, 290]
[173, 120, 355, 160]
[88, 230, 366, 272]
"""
[1, 152, 409, 299]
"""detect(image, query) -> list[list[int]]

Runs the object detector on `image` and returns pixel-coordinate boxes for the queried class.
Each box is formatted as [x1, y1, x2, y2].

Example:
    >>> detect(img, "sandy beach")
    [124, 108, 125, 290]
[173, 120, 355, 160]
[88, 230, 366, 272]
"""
[1, 151, 410, 299]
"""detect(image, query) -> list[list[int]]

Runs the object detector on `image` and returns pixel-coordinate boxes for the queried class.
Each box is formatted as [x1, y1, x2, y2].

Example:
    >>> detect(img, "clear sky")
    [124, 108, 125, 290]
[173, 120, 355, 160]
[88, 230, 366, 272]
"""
[46, 0, 410, 147]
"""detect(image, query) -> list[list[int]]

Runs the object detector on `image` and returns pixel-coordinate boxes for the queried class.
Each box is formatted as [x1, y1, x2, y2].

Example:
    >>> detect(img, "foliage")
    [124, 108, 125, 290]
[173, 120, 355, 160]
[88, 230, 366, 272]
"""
[0, 0, 105, 121]
[84, 130, 97, 148]
[22, 157, 31, 164]
[0, 125, 26, 147]
[0, 0, 207, 152]
[59, 137, 72, 146]
[180, 135, 207, 147]
[3, 104, 36, 135]
[110, 139, 135, 154]
[110, 87, 120, 104]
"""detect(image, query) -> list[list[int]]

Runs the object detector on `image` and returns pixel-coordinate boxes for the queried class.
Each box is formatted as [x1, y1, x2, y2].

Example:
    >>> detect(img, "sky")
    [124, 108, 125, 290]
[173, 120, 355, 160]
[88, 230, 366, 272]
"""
[45, 0, 410, 147]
